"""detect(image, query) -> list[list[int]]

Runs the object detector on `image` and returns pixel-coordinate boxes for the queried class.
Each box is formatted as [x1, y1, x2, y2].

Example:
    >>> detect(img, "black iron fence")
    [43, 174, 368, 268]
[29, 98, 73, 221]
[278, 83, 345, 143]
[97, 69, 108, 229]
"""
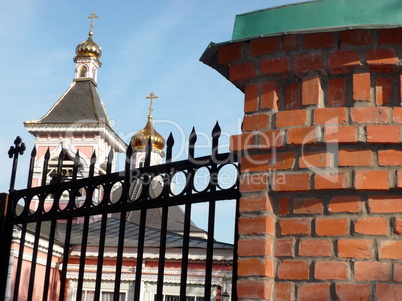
[0, 123, 240, 301]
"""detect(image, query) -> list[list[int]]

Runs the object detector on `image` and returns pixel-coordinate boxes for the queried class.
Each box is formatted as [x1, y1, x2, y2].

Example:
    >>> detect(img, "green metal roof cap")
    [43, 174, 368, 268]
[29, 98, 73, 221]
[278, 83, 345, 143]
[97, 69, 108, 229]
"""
[233, 0, 402, 40]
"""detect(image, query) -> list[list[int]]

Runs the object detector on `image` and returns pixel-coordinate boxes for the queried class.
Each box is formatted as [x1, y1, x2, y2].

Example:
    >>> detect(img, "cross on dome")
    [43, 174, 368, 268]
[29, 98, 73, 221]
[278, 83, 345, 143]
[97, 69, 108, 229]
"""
[146, 92, 158, 118]
[88, 12, 98, 34]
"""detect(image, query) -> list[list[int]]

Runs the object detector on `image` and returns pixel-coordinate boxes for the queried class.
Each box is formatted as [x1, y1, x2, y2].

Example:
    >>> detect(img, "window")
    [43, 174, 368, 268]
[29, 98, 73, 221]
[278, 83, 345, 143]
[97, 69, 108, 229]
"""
[81, 291, 126, 301]
[154, 295, 204, 301]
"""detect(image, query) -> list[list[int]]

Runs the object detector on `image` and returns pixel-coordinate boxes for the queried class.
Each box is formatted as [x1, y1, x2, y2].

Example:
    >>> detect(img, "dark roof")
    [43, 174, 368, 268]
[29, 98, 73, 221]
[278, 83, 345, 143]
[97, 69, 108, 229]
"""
[61, 217, 232, 250]
[27, 78, 111, 126]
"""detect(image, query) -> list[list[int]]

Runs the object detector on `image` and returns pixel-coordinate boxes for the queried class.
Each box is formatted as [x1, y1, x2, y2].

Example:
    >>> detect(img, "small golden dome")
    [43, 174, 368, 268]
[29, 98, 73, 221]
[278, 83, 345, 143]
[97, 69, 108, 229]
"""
[131, 116, 165, 153]
[75, 32, 102, 59]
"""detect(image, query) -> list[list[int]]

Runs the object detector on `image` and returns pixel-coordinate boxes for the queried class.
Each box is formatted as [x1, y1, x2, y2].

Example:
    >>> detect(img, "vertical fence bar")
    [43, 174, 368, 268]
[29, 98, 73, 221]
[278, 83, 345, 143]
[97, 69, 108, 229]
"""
[58, 217, 72, 301]
[180, 128, 197, 301]
[155, 133, 174, 301]
[0, 193, 12, 300]
[134, 139, 152, 301]
[204, 123, 220, 299]
[27, 221, 42, 300]
[76, 215, 90, 301]
[12, 223, 27, 300]
[42, 219, 57, 301]
[231, 195, 240, 301]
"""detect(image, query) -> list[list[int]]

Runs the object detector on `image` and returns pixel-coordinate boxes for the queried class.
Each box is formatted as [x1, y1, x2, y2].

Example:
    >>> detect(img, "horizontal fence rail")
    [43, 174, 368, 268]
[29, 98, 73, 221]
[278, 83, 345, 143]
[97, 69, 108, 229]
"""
[0, 122, 240, 301]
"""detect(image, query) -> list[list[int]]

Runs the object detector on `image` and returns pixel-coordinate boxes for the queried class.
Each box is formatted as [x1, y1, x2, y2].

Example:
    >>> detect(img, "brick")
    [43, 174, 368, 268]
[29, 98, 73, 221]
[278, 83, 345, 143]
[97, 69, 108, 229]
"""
[376, 284, 402, 301]
[293, 197, 323, 214]
[242, 113, 269, 132]
[303, 32, 334, 49]
[302, 75, 323, 106]
[338, 239, 373, 259]
[277, 197, 290, 215]
[244, 83, 259, 113]
[242, 151, 295, 172]
[379, 240, 402, 259]
[261, 80, 279, 110]
[355, 217, 389, 235]
[393, 107, 402, 123]
[316, 218, 349, 236]
[271, 173, 311, 192]
[338, 149, 373, 167]
[274, 282, 294, 301]
[328, 195, 362, 213]
[355, 170, 389, 190]
[315, 261, 349, 280]
[238, 238, 273, 257]
[275, 238, 294, 257]
[285, 82, 300, 110]
[366, 125, 400, 143]
[279, 218, 311, 236]
[378, 150, 402, 166]
[238, 216, 275, 235]
[394, 263, 402, 282]
[314, 107, 347, 125]
[324, 125, 358, 143]
[355, 261, 389, 281]
[339, 29, 372, 46]
[368, 195, 402, 213]
[229, 133, 256, 152]
[260, 56, 289, 75]
[287, 126, 320, 145]
[376, 77, 393, 106]
[237, 279, 272, 300]
[238, 258, 273, 277]
[329, 50, 361, 72]
[239, 173, 268, 193]
[259, 129, 285, 150]
[394, 217, 402, 235]
[328, 77, 347, 107]
[293, 52, 324, 73]
[351, 107, 390, 124]
[276, 109, 307, 127]
[298, 283, 330, 301]
[239, 195, 272, 212]
[314, 172, 350, 190]
[299, 239, 332, 257]
[229, 62, 255, 82]
[250, 36, 278, 56]
[335, 284, 371, 301]
[218, 42, 244, 66]
[281, 34, 298, 51]
[299, 151, 333, 169]
[378, 28, 402, 45]
[277, 260, 309, 280]
[352, 73, 371, 101]
[366, 48, 398, 68]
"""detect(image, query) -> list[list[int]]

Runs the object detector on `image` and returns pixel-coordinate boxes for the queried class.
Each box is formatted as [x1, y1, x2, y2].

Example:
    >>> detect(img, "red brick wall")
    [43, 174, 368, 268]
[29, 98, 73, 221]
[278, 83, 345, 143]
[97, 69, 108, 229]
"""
[222, 28, 402, 300]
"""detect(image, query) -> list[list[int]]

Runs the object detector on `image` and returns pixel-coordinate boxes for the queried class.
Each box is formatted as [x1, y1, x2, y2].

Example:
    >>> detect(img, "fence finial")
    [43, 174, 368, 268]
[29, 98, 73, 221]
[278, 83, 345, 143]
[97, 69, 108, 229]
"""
[8, 136, 26, 191]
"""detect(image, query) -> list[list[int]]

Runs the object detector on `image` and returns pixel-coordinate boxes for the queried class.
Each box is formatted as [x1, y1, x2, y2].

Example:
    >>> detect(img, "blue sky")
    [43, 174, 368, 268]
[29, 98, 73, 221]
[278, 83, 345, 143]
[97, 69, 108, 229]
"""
[0, 0, 305, 242]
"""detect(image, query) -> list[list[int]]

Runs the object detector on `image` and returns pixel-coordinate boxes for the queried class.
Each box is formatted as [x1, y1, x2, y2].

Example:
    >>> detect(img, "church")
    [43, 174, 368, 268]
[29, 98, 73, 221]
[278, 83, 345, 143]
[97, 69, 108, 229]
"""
[7, 14, 233, 301]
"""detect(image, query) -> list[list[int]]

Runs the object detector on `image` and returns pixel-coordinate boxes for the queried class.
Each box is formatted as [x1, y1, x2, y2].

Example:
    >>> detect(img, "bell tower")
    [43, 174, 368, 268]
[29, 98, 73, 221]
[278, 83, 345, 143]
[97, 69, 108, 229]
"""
[73, 13, 102, 83]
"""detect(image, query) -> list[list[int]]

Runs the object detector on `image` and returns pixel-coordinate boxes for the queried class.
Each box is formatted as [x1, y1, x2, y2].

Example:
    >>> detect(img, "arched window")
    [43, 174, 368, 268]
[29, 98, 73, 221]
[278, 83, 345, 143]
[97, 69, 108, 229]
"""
[79, 65, 88, 77]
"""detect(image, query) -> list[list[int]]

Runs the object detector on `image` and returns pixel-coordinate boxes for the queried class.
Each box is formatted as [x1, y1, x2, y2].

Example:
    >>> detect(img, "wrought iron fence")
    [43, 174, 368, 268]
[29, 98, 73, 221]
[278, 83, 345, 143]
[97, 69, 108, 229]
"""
[0, 122, 240, 301]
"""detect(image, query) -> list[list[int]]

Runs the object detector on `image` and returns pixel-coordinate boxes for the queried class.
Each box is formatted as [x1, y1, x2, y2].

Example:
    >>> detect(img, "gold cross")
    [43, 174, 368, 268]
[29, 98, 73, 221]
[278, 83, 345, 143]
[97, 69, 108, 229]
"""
[146, 92, 159, 117]
[88, 12, 98, 32]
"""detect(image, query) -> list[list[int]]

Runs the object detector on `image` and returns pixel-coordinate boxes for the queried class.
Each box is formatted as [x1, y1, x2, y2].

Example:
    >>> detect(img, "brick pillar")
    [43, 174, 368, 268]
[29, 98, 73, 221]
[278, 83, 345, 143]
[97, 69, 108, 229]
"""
[222, 28, 402, 300]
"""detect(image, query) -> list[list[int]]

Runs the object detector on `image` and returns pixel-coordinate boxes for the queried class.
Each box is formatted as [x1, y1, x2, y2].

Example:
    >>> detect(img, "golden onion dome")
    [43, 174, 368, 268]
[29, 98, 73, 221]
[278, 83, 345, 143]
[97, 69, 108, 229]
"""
[75, 32, 102, 59]
[131, 116, 165, 153]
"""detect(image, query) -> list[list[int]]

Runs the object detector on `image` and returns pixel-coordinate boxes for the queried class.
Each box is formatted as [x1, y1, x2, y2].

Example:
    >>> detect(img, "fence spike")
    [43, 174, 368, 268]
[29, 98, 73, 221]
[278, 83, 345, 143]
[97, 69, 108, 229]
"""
[166, 132, 174, 163]
[55, 149, 65, 183]
[41, 148, 50, 186]
[212, 121, 221, 156]
[188, 127, 197, 160]
[145, 138, 152, 167]
[89, 150, 96, 178]
[27, 146, 37, 188]
[125, 143, 133, 172]
[106, 148, 114, 174]
[72, 150, 80, 181]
